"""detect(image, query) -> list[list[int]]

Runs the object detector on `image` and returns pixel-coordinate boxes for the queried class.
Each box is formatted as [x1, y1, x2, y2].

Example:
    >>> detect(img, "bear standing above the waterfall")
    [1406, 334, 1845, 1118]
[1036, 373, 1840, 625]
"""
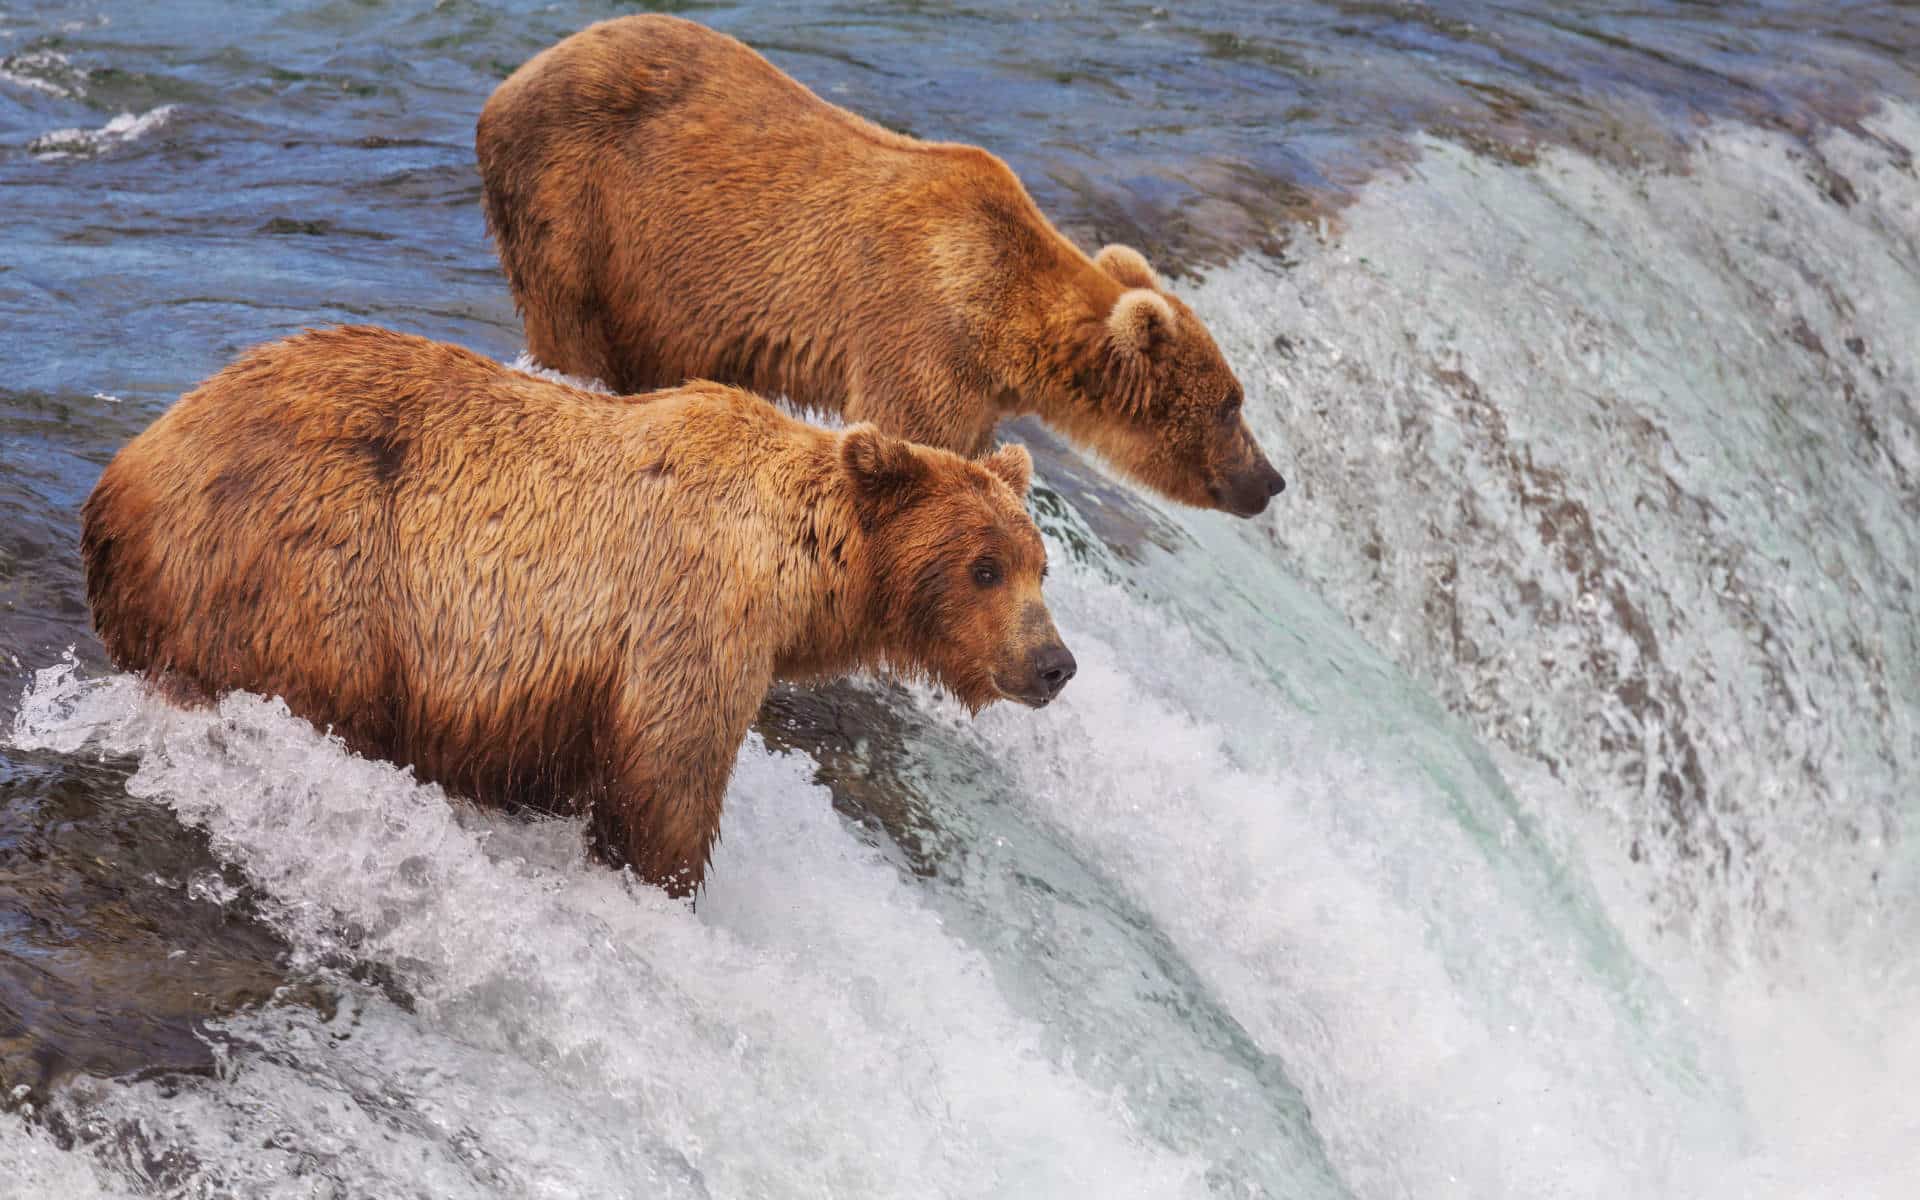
[476, 14, 1286, 517]
[81, 326, 1074, 896]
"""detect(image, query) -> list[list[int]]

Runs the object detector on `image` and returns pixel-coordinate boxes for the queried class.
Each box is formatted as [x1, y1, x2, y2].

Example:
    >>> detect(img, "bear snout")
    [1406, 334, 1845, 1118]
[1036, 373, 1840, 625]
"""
[1213, 459, 1287, 517]
[1022, 641, 1078, 705]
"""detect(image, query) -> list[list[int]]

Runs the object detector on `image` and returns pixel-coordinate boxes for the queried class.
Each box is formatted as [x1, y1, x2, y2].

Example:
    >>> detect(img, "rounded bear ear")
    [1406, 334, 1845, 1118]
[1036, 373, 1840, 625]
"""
[1107, 288, 1176, 356]
[1095, 244, 1159, 291]
[983, 443, 1033, 497]
[840, 425, 929, 519]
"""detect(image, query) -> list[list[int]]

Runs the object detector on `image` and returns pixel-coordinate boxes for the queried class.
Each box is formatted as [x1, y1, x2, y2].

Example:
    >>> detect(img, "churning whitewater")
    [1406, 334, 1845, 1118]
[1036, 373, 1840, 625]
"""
[6, 91, 1919, 1200]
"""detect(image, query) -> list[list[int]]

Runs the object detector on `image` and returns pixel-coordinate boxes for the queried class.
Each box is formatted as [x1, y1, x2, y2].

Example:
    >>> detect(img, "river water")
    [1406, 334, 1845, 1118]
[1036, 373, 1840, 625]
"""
[3, 2, 1917, 1197]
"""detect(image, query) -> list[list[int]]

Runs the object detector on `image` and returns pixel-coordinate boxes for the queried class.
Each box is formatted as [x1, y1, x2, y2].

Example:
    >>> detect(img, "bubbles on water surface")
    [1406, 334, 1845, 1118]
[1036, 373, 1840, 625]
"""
[26, 105, 175, 160]
[0, 48, 89, 99]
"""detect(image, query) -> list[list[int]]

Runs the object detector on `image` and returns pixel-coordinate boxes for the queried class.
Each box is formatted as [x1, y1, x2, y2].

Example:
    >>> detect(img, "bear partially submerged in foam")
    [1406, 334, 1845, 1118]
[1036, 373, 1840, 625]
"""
[477, 14, 1287, 517]
[81, 326, 1074, 895]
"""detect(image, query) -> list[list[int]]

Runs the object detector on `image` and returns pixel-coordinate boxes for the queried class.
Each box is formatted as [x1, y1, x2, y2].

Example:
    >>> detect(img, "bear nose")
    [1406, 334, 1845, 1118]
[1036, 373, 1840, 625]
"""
[1030, 642, 1077, 696]
[1219, 461, 1286, 517]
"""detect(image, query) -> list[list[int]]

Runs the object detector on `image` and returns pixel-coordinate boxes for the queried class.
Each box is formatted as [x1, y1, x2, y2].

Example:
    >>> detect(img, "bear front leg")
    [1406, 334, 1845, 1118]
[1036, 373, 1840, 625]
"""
[589, 761, 726, 898]
[592, 670, 765, 898]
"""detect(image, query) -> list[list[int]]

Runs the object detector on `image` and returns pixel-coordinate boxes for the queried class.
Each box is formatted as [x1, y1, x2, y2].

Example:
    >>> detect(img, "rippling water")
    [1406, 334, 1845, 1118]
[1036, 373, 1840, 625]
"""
[3, 2, 1918, 1197]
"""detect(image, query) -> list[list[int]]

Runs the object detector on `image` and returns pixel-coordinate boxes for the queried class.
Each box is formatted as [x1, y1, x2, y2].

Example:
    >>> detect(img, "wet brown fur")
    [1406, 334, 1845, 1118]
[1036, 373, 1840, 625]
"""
[476, 14, 1284, 515]
[81, 326, 1060, 896]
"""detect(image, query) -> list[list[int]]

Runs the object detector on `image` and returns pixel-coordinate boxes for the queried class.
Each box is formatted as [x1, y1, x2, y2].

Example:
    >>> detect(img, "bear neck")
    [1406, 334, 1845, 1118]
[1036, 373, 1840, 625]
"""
[768, 442, 890, 681]
[995, 258, 1151, 436]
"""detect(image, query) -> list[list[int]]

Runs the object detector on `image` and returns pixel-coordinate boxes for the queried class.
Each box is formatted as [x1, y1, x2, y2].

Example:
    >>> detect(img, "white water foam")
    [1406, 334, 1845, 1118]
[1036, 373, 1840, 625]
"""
[0, 1111, 129, 1200]
[935, 556, 1733, 1199]
[8, 659, 1203, 1199]
[28, 105, 175, 160]
[0, 48, 87, 98]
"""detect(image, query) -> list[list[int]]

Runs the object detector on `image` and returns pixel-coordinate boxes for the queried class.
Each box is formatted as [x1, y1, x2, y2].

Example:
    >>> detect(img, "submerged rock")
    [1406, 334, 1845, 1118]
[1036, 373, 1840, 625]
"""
[0, 747, 319, 1104]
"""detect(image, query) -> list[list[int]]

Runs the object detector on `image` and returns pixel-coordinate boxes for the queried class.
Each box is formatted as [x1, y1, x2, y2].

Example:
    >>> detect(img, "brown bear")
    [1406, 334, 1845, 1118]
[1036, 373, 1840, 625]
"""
[81, 326, 1074, 896]
[476, 14, 1287, 517]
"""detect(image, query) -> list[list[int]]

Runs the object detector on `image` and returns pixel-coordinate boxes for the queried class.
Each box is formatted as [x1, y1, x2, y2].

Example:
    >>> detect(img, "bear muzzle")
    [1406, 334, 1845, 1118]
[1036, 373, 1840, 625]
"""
[1211, 458, 1287, 518]
[1004, 640, 1077, 707]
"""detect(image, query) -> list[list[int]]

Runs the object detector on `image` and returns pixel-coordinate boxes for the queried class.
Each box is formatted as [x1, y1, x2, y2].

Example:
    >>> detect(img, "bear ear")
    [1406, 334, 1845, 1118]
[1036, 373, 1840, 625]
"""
[982, 443, 1032, 498]
[1095, 244, 1159, 291]
[840, 425, 929, 520]
[1107, 288, 1176, 356]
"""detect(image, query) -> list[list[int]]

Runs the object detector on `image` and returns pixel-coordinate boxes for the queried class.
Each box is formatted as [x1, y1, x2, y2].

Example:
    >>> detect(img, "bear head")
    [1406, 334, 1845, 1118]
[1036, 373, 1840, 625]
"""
[1082, 244, 1286, 518]
[840, 426, 1075, 710]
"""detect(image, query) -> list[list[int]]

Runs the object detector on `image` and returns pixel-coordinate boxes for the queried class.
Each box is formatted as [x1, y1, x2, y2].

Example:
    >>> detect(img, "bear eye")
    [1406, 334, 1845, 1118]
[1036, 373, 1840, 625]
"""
[971, 559, 1002, 588]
